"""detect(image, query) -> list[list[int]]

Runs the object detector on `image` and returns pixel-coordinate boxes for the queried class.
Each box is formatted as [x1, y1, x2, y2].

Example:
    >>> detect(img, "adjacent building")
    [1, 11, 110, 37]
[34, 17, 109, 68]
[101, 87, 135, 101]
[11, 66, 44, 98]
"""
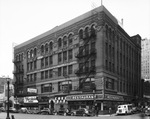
[142, 38, 150, 80]
[0, 77, 14, 108]
[13, 5, 142, 113]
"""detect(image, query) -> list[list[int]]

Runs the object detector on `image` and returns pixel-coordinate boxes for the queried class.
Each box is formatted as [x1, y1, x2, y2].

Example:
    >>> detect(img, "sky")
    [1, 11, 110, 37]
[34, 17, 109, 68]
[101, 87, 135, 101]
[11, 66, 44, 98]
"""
[0, 0, 150, 78]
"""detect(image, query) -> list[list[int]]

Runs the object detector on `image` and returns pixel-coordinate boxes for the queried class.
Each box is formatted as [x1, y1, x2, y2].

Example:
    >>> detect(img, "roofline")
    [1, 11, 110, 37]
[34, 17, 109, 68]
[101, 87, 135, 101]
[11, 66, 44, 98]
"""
[14, 5, 118, 49]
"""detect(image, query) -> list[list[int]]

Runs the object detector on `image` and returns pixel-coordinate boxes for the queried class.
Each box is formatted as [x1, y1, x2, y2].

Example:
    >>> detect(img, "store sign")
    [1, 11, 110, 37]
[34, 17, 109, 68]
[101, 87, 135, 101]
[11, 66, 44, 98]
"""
[24, 96, 38, 103]
[66, 94, 94, 100]
[27, 88, 37, 93]
[104, 94, 124, 101]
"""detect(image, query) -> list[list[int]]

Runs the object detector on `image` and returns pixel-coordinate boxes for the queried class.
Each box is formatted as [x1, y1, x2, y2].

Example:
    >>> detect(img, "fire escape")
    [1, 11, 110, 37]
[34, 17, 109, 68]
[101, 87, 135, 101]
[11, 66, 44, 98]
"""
[13, 59, 24, 97]
[75, 25, 97, 91]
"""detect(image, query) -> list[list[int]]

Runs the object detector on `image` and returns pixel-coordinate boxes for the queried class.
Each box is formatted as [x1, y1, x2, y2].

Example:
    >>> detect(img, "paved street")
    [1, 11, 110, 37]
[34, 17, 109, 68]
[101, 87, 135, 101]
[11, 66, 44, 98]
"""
[0, 112, 150, 119]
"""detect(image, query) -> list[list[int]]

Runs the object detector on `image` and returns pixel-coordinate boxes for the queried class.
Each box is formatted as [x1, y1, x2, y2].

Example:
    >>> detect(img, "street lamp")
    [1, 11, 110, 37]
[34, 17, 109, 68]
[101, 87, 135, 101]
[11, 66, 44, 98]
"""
[6, 79, 10, 119]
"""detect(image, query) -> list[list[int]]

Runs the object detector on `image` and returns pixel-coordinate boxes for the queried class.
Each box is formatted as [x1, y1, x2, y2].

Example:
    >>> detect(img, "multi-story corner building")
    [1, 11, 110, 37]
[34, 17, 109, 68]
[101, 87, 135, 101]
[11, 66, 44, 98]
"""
[142, 38, 150, 80]
[13, 5, 142, 112]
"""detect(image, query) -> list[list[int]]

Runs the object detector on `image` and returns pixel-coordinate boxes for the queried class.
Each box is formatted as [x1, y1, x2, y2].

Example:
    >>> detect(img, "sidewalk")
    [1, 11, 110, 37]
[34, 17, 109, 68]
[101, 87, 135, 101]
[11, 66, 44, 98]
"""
[98, 113, 116, 116]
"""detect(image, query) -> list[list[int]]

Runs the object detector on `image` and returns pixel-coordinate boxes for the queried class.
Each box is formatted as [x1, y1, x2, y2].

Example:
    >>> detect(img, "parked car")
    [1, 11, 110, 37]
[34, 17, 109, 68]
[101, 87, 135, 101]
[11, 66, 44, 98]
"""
[30, 108, 40, 114]
[71, 108, 92, 116]
[144, 107, 150, 116]
[9, 107, 19, 113]
[19, 107, 27, 113]
[56, 109, 71, 116]
[38, 108, 51, 115]
[0, 107, 5, 112]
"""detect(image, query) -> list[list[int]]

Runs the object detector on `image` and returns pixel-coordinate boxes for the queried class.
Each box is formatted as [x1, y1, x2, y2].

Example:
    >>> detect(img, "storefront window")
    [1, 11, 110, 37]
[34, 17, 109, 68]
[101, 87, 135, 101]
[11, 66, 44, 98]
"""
[106, 78, 114, 90]
[41, 83, 52, 93]
[58, 81, 72, 92]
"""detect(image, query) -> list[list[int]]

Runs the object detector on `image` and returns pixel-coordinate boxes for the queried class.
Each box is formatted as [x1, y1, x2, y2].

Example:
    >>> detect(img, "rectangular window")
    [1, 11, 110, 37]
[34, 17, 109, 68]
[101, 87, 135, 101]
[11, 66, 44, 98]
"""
[68, 65, 73, 74]
[49, 69, 53, 78]
[91, 42, 96, 49]
[79, 63, 84, 72]
[58, 53, 62, 63]
[27, 63, 29, 71]
[105, 43, 108, 57]
[41, 83, 52, 93]
[34, 73, 37, 81]
[58, 67, 62, 76]
[91, 59, 95, 67]
[105, 60, 108, 70]
[27, 75, 29, 82]
[41, 71, 44, 80]
[85, 61, 89, 72]
[45, 70, 48, 79]
[106, 78, 114, 90]
[49, 55, 53, 65]
[45, 57, 48, 66]
[58, 81, 72, 92]
[63, 66, 67, 76]
[63, 51, 67, 62]
[85, 44, 89, 55]
[41, 58, 44, 68]
[30, 62, 33, 70]
[68, 49, 73, 60]
[109, 62, 111, 71]
[34, 60, 37, 69]
[30, 74, 33, 82]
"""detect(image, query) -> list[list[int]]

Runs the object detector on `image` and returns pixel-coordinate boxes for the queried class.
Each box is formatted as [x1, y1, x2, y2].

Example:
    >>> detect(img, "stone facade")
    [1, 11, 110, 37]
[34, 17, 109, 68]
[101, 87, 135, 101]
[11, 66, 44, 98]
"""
[13, 5, 142, 113]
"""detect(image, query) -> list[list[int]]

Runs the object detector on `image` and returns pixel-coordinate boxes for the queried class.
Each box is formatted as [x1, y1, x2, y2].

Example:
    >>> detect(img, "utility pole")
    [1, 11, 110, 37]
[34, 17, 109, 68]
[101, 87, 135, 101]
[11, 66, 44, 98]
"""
[6, 80, 10, 119]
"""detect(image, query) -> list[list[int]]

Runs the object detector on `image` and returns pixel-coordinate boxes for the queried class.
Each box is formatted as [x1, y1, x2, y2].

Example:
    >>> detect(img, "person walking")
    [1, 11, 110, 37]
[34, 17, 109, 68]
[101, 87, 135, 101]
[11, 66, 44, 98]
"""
[109, 107, 112, 116]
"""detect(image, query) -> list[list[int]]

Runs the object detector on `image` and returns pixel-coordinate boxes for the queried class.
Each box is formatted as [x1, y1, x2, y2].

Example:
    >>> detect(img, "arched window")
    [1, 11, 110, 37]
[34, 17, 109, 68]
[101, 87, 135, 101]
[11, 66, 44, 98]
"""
[19, 54, 21, 61]
[45, 43, 48, 53]
[79, 29, 83, 39]
[105, 25, 108, 38]
[85, 27, 89, 38]
[30, 49, 33, 58]
[41, 45, 44, 54]
[58, 38, 62, 48]
[91, 24, 96, 37]
[27, 51, 30, 59]
[63, 36, 67, 47]
[34, 48, 37, 57]
[49, 42, 53, 51]
[68, 34, 73, 45]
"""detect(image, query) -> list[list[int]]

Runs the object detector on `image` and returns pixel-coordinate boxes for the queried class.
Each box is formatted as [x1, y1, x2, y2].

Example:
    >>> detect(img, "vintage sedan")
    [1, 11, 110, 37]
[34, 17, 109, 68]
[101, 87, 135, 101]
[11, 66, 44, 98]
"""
[71, 108, 92, 116]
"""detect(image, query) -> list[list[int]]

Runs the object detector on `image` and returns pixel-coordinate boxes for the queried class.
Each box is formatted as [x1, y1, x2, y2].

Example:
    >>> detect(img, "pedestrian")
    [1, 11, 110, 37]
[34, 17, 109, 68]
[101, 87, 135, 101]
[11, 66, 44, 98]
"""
[109, 107, 112, 116]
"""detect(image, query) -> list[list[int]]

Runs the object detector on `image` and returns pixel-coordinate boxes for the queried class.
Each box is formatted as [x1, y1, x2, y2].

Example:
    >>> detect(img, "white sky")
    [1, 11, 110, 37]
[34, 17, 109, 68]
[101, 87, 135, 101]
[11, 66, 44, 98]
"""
[0, 0, 150, 78]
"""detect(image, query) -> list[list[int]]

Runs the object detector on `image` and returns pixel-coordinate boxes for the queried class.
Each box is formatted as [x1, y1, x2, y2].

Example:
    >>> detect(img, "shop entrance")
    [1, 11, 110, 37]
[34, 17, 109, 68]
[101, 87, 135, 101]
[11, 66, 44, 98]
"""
[68, 101, 94, 110]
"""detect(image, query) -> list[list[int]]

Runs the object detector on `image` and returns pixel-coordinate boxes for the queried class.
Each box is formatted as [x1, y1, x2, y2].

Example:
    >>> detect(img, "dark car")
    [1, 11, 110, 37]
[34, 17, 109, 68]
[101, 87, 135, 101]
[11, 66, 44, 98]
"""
[56, 109, 72, 116]
[37, 108, 51, 115]
[0, 107, 5, 112]
[72, 108, 92, 116]
[57, 110, 66, 115]
[144, 108, 150, 116]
